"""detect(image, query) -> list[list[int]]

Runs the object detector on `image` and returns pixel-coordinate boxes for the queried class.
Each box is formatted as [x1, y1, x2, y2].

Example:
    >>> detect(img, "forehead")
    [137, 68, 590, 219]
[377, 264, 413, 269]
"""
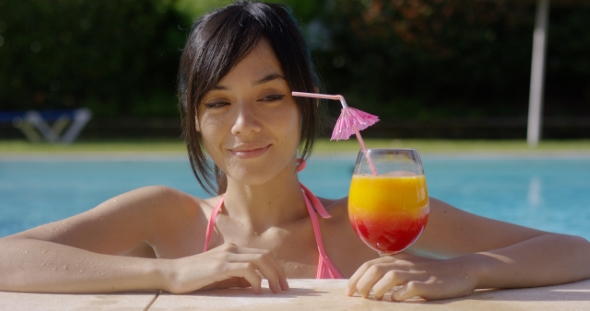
[219, 39, 284, 85]
[247, 39, 279, 63]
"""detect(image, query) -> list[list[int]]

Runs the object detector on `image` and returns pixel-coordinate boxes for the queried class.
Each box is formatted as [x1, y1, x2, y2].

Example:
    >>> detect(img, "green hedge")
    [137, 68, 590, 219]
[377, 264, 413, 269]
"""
[1, 0, 588, 121]
[311, 0, 590, 119]
[0, 0, 189, 116]
[316, 0, 590, 119]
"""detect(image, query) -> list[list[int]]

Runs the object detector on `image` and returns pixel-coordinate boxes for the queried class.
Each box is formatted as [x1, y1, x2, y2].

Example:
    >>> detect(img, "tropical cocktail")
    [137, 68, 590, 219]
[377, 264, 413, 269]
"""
[348, 149, 429, 255]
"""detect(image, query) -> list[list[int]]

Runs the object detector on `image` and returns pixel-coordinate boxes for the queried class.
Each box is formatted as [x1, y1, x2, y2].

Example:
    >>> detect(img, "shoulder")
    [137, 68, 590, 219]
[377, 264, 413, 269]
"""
[115, 186, 215, 232]
[316, 196, 355, 243]
[10, 186, 216, 257]
[319, 196, 348, 220]
[18, 186, 211, 240]
[110, 186, 225, 258]
[317, 196, 353, 239]
[100, 185, 205, 218]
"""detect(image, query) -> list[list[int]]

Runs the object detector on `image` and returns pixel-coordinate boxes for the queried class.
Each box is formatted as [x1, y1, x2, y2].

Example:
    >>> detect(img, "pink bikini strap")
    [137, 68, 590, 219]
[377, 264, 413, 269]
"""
[302, 188, 343, 279]
[297, 158, 341, 278]
[297, 159, 332, 218]
[203, 196, 224, 253]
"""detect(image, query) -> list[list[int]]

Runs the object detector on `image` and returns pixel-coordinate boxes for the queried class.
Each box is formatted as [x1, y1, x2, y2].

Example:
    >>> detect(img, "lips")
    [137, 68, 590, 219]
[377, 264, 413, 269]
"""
[229, 144, 271, 159]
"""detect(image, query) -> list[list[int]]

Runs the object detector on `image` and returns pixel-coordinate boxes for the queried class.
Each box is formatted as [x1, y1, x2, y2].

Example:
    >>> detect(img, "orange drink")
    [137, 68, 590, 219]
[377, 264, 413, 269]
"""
[349, 174, 429, 254]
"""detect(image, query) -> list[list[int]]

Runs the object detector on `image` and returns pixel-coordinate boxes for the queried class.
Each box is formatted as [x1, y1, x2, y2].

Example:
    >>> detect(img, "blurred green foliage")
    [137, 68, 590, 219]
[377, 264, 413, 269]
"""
[0, 0, 189, 116]
[0, 0, 589, 120]
[312, 0, 590, 119]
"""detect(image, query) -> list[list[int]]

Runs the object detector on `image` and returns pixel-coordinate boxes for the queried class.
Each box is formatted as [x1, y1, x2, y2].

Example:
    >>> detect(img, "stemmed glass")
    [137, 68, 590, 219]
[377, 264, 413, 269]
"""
[348, 148, 430, 256]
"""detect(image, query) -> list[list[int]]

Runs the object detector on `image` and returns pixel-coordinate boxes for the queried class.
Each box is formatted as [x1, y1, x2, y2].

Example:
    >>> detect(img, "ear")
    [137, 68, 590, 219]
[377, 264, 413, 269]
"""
[195, 116, 200, 132]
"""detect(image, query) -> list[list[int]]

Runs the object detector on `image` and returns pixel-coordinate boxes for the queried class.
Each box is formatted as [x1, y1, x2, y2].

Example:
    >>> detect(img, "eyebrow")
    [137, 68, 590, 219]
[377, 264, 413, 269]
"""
[254, 73, 285, 85]
[211, 73, 286, 91]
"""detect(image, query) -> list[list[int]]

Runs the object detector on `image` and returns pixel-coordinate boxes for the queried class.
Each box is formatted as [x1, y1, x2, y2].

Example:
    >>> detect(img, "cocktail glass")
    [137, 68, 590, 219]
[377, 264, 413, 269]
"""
[348, 148, 430, 256]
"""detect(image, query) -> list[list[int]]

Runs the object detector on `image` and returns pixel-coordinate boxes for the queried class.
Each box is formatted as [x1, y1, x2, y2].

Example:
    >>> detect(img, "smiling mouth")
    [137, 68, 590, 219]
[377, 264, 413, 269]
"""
[229, 145, 271, 159]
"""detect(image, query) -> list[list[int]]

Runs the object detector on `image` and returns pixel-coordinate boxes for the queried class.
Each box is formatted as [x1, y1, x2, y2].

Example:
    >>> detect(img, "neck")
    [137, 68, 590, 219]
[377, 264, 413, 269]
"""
[222, 158, 308, 233]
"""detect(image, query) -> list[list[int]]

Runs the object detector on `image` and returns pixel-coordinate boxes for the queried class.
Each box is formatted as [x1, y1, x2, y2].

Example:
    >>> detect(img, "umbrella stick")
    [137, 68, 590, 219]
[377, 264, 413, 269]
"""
[292, 91, 379, 176]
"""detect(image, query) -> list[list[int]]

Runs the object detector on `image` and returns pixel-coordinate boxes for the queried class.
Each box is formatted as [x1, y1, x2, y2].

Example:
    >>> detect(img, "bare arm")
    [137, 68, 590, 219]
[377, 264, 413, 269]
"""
[348, 198, 590, 301]
[419, 198, 590, 288]
[0, 186, 287, 294]
[0, 186, 175, 292]
[0, 237, 162, 292]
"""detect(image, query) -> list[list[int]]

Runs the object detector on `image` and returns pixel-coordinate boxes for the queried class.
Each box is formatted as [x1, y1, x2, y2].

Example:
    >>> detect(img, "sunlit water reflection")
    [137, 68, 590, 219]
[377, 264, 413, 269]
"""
[1, 155, 589, 240]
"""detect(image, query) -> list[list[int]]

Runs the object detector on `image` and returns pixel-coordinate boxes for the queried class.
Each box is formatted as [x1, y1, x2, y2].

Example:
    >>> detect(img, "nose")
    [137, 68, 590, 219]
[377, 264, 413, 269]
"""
[231, 102, 262, 136]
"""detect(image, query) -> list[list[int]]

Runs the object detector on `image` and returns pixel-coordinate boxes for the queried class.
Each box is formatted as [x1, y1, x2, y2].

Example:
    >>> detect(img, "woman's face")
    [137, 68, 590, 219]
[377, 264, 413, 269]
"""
[197, 39, 301, 186]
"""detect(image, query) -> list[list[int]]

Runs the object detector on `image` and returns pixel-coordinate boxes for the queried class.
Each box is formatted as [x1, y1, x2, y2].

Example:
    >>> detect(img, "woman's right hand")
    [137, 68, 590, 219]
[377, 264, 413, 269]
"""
[161, 243, 289, 294]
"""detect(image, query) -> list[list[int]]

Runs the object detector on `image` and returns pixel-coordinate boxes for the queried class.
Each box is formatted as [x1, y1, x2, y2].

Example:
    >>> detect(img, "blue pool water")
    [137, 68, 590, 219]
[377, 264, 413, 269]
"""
[1, 155, 589, 240]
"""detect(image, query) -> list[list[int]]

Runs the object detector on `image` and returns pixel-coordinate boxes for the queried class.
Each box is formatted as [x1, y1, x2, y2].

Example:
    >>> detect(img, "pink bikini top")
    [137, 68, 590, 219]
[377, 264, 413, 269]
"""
[202, 160, 343, 279]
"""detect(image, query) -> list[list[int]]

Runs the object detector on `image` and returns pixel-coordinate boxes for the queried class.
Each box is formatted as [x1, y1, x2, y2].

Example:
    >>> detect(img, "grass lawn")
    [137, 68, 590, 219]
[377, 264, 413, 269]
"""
[1, 138, 589, 156]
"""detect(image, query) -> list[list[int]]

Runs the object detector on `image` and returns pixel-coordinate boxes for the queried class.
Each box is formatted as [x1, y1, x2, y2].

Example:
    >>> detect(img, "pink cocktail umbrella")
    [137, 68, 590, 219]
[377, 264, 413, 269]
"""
[292, 91, 379, 175]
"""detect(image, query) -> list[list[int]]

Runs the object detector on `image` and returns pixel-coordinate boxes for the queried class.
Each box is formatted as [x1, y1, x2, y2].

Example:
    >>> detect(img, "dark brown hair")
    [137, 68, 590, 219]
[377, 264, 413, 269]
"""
[178, 1, 320, 195]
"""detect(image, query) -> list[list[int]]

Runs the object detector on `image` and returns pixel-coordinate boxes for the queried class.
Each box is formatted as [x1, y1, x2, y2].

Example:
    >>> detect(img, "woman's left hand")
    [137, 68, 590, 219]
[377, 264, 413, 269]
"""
[346, 252, 477, 301]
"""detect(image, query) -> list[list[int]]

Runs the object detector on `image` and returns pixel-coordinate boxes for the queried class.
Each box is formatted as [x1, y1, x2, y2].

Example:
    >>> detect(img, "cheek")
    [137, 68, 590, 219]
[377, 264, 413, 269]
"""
[199, 118, 225, 151]
[277, 107, 301, 143]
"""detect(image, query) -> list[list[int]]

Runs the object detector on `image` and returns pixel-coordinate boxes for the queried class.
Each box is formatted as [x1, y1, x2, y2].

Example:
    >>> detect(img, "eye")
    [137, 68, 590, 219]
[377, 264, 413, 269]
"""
[258, 94, 285, 102]
[203, 101, 230, 109]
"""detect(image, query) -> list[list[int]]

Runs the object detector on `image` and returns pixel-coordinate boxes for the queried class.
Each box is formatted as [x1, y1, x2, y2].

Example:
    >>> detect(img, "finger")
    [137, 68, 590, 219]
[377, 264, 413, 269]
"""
[256, 251, 289, 291]
[247, 253, 283, 293]
[221, 243, 268, 255]
[354, 264, 393, 298]
[217, 244, 288, 292]
[227, 247, 289, 290]
[391, 252, 416, 261]
[346, 257, 396, 296]
[346, 261, 371, 296]
[226, 262, 263, 294]
[392, 280, 430, 302]
[229, 252, 285, 293]
[372, 270, 413, 300]
[400, 277, 474, 301]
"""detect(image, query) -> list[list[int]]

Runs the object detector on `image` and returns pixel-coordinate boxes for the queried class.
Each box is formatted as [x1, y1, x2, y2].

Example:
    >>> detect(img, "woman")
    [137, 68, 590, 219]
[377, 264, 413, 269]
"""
[1, 1, 589, 301]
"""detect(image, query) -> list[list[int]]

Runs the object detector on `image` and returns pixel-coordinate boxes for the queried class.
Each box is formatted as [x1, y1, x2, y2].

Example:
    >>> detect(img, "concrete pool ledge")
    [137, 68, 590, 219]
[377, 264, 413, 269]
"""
[1, 279, 589, 310]
[0, 291, 158, 311]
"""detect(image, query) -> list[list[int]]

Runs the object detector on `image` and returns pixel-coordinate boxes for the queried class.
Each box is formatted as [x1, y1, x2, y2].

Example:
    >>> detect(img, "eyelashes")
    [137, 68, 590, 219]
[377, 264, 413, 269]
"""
[203, 94, 286, 109]
[204, 101, 229, 109]
[258, 94, 285, 102]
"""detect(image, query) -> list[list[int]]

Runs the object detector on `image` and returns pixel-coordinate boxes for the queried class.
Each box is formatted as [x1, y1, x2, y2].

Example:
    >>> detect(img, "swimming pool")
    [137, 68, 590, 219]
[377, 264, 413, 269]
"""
[1, 155, 589, 240]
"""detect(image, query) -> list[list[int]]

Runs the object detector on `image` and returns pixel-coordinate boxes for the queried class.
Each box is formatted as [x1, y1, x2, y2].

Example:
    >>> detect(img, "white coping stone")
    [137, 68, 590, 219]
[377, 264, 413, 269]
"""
[0, 291, 157, 311]
[1, 279, 588, 310]
[150, 279, 590, 311]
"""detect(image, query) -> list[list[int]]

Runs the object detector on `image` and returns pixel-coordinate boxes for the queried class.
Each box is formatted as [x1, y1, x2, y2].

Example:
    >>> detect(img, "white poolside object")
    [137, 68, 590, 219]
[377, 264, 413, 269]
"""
[527, 0, 550, 147]
[11, 108, 92, 144]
